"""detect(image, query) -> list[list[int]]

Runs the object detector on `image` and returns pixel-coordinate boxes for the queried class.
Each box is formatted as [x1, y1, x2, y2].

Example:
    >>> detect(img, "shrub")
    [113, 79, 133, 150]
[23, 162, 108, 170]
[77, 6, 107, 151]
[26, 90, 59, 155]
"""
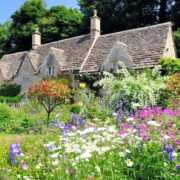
[0, 84, 21, 97]
[95, 66, 165, 110]
[160, 58, 180, 75]
[70, 104, 81, 114]
[28, 80, 71, 124]
[0, 104, 13, 132]
[0, 95, 24, 103]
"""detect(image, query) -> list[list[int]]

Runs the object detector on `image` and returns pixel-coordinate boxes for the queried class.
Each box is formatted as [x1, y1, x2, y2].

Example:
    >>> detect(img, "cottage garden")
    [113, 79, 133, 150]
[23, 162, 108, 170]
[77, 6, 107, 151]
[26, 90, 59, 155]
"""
[0, 58, 179, 179]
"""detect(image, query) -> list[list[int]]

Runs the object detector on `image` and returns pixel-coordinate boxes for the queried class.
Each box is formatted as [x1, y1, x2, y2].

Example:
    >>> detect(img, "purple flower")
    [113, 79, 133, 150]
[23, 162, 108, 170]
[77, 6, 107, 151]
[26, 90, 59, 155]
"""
[50, 119, 59, 127]
[9, 142, 23, 165]
[176, 165, 180, 170]
[22, 161, 28, 170]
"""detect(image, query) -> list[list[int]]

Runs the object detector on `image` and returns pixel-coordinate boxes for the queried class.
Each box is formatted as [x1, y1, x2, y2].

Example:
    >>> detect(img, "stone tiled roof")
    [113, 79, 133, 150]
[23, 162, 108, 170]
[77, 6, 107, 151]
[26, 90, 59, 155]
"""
[34, 34, 95, 71]
[80, 22, 171, 72]
[0, 52, 26, 80]
[0, 22, 171, 80]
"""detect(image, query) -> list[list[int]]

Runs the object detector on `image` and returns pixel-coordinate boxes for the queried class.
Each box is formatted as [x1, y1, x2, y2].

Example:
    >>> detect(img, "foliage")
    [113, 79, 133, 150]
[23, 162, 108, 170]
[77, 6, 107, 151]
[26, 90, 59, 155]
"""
[28, 80, 71, 123]
[0, 104, 179, 178]
[174, 31, 180, 58]
[164, 73, 180, 107]
[0, 104, 13, 132]
[1, 0, 83, 54]
[95, 66, 165, 110]
[0, 84, 21, 97]
[0, 22, 11, 58]
[40, 6, 83, 43]
[0, 95, 24, 103]
[85, 94, 112, 121]
[70, 104, 81, 115]
[160, 57, 180, 75]
[79, 0, 179, 35]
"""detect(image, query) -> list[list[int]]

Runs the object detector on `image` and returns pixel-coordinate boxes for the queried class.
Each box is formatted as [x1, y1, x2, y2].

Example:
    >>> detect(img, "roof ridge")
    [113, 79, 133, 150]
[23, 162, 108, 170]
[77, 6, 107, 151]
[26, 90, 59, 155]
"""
[39, 34, 91, 47]
[2, 51, 27, 57]
[80, 37, 98, 72]
[100, 22, 171, 38]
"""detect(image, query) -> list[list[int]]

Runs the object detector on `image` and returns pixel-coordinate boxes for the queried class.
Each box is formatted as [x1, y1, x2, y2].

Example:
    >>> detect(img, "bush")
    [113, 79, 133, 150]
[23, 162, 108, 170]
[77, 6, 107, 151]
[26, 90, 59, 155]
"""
[0, 84, 21, 97]
[70, 104, 81, 114]
[0, 95, 24, 103]
[95, 66, 165, 110]
[0, 104, 13, 132]
[160, 58, 180, 75]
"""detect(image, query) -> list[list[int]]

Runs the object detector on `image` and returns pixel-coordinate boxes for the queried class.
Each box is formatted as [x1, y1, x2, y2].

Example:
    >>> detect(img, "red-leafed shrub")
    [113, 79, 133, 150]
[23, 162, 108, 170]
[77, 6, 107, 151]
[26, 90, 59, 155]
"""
[28, 80, 71, 124]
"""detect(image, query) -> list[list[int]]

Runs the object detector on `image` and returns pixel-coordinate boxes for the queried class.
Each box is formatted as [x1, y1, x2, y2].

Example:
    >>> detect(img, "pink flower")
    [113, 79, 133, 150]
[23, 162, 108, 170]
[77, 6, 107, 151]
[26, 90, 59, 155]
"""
[122, 123, 129, 129]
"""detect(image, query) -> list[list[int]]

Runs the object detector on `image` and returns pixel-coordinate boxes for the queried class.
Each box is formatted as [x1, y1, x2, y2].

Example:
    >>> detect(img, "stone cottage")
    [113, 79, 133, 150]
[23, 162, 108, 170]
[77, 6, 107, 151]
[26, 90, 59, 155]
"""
[0, 10, 176, 92]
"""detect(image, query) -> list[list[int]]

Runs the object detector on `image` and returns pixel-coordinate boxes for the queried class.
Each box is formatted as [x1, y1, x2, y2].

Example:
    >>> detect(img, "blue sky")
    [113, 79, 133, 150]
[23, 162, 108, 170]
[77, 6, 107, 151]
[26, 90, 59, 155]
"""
[0, 0, 79, 24]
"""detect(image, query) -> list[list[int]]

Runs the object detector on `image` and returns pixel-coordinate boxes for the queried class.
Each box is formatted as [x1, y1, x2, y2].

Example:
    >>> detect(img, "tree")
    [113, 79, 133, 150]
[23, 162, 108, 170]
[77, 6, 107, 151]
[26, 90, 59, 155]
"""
[28, 80, 71, 124]
[39, 6, 83, 44]
[8, 0, 47, 53]
[78, 0, 179, 34]
[0, 22, 11, 58]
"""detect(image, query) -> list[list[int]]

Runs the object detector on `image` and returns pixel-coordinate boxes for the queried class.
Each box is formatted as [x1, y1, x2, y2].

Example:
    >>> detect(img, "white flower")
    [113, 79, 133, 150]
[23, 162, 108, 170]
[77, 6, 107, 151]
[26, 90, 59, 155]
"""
[126, 117, 134, 122]
[163, 135, 170, 139]
[52, 159, 60, 166]
[147, 120, 160, 127]
[23, 176, 31, 180]
[112, 113, 117, 116]
[172, 151, 178, 157]
[131, 103, 140, 108]
[35, 163, 43, 169]
[95, 166, 101, 173]
[80, 152, 92, 159]
[56, 113, 60, 117]
[50, 152, 59, 158]
[125, 149, 131, 153]
[125, 159, 133, 167]
[119, 152, 125, 157]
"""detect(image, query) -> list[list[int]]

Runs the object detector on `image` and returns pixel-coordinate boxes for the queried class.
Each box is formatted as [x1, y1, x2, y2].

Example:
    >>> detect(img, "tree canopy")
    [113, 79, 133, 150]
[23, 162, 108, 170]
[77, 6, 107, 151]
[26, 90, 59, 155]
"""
[0, 0, 179, 58]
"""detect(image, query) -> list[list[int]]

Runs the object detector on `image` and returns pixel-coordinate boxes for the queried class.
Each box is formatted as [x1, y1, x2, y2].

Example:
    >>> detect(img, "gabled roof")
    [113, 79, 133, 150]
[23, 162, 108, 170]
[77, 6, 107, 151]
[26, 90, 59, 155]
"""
[80, 22, 171, 72]
[0, 22, 172, 80]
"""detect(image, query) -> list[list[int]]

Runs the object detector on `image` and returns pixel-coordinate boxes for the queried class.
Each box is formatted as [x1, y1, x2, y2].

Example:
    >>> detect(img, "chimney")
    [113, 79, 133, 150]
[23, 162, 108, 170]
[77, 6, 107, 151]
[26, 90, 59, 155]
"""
[90, 10, 101, 38]
[32, 28, 41, 50]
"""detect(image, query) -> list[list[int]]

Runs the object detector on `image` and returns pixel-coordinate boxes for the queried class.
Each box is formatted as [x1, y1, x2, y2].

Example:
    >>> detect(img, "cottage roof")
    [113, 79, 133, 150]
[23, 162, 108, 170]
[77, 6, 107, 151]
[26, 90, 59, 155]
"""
[0, 22, 172, 80]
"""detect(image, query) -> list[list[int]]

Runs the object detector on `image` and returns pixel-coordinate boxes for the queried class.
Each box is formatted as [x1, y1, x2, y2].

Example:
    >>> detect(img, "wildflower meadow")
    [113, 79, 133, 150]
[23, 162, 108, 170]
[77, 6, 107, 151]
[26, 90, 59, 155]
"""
[0, 65, 179, 179]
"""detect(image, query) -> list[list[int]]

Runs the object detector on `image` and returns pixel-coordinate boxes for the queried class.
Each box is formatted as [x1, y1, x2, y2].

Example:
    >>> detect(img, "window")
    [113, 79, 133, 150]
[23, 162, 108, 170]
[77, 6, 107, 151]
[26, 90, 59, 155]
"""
[112, 62, 119, 73]
[48, 66, 55, 75]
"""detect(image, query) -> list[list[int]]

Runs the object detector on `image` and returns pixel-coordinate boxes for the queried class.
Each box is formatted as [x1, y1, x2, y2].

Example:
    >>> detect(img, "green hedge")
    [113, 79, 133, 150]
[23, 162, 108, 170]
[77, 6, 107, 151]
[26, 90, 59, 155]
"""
[174, 31, 180, 58]
[0, 95, 24, 103]
[160, 58, 180, 75]
[0, 84, 21, 97]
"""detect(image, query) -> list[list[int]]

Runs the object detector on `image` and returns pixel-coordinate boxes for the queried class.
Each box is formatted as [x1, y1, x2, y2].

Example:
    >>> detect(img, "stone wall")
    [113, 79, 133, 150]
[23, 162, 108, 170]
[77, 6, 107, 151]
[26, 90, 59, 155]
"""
[163, 27, 176, 58]
[13, 56, 40, 93]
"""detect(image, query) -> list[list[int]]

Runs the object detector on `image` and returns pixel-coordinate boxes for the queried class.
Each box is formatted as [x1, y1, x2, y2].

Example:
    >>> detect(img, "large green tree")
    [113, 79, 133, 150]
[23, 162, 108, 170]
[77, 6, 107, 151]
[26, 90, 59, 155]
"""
[78, 0, 179, 34]
[0, 22, 11, 58]
[5, 0, 83, 54]
[9, 0, 47, 53]
[40, 6, 83, 43]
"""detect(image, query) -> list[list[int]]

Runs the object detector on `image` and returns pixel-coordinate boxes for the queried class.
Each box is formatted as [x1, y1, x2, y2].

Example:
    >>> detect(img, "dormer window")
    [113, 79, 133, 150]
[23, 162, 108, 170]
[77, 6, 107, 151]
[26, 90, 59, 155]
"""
[48, 66, 55, 75]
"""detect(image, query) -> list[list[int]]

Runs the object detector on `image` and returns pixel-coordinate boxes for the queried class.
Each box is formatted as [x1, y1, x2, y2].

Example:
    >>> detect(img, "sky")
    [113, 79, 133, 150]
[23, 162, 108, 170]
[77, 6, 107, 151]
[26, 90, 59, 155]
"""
[0, 0, 79, 24]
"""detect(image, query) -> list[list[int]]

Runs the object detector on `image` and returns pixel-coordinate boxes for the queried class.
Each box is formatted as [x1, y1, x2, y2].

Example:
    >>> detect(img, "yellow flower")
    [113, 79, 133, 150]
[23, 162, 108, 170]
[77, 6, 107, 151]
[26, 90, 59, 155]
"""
[79, 83, 86, 89]
[76, 101, 83, 106]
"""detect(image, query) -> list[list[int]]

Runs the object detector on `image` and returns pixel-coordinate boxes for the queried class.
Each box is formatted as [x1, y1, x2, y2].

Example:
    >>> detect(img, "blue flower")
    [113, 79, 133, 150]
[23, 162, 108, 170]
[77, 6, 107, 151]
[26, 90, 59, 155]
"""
[176, 165, 180, 170]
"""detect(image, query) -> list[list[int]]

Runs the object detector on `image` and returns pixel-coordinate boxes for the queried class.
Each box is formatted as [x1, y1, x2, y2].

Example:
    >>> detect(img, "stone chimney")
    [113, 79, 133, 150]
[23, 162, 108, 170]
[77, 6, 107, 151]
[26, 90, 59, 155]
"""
[90, 10, 101, 38]
[32, 28, 41, 50]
